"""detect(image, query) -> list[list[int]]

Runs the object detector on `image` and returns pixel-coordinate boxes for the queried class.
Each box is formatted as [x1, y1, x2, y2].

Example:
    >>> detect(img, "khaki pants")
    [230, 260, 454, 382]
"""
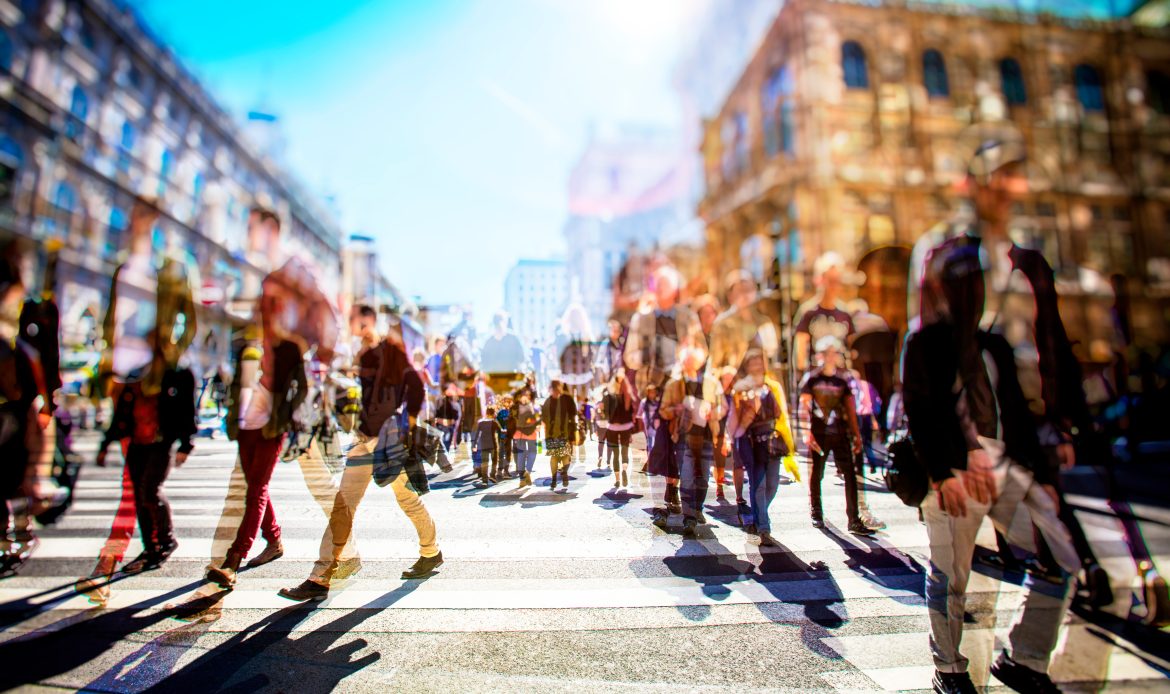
[923, 438, 1078, 674]
[310, 432, 438, 585]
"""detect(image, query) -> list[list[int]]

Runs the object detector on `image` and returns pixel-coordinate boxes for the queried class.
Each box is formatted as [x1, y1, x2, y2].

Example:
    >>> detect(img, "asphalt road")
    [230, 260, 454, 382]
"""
[0, 431, 1166, 693]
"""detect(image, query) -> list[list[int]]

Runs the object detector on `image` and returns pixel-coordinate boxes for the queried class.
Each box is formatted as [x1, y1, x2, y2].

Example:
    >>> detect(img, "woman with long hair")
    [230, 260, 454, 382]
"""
[602, 371, 637, 489]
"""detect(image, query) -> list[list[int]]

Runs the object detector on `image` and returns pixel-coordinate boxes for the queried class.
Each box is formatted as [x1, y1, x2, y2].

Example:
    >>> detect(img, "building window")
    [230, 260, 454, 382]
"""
[842, 41, 869, 90]
[0, 30, 11, 73]
[118, 120, 135, 175]
[158, 148, 173, 195]
[0, 136, 23, 206]
[48, 181, 76, 238]
[66, 85, 88, 141]
[1074, 64, 1105, 112]
[1146, 70, 1170, 115]
[1000, 58, 1027, 106]
[106, 207, 127, 256]
[923, 49, 949, 98]
[762, 65, 795, 157]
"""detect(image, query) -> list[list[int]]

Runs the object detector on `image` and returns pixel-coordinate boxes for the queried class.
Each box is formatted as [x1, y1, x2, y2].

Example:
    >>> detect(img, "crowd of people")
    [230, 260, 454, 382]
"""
[1, 121, 1167, 694]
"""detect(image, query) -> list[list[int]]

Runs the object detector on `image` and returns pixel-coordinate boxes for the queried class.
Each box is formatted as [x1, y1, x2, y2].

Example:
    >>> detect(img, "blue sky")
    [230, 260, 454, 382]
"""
[132, 0, 707, 321]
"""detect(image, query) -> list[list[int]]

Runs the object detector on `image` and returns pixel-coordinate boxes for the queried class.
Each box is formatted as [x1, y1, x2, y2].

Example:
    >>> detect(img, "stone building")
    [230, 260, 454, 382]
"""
[699, 0, 1170, 374]
[0, 0, 342, 374]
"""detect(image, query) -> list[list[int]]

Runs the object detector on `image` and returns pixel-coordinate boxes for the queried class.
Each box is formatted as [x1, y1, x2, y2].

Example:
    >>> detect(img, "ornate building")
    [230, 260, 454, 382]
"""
[0, 0, 342, 373]
[699, 0, 1170, 370]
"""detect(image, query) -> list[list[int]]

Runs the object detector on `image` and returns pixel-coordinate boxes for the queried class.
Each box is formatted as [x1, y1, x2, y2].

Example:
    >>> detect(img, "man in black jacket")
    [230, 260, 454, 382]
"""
[279, 311, 442, 601]
[905, 126, 1079, 694]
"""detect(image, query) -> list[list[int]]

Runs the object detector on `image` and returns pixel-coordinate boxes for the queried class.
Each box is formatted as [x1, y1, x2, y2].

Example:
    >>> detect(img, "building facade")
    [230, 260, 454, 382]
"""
[341, 233, 400, 315]
[700, 0, 1170, 370]
[0, 0, 343, 374]
[504, 258, 567, 347]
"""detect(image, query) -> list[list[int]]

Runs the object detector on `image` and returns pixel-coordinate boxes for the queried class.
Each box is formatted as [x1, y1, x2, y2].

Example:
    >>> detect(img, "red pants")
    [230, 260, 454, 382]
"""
[99, 440, 136, 563]
[229, 429, 284, 557]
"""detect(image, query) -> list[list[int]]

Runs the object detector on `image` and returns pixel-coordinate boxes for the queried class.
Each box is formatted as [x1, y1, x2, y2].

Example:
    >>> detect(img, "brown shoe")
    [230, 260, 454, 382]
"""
[75, 554, 117, 594]
[246, 541, 284, 568]
[206, 551, 242, 589]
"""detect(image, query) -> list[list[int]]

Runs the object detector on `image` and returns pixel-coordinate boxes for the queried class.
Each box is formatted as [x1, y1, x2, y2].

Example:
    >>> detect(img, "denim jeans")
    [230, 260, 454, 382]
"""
[737, 436, 780, 533]
[676, 435, 713, 519]
[513, 438, 537, 472]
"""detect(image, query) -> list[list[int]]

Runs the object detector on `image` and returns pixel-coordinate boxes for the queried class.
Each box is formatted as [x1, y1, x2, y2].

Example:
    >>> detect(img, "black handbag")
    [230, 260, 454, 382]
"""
[884, 433, 929, 507]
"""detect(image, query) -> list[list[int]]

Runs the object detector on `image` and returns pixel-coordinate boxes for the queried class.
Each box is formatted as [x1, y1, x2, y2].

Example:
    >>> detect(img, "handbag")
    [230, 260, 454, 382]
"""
[884, 433, 928, 507]
[767, 432, 789, 458]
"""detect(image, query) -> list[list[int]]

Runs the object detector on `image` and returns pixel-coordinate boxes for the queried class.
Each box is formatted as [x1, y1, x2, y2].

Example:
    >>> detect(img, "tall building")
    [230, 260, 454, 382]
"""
[700, 0, 1170, 367]
[0, 0, 342, 372]
[504, 258, 567, 346]
[341, 233, 401, 315]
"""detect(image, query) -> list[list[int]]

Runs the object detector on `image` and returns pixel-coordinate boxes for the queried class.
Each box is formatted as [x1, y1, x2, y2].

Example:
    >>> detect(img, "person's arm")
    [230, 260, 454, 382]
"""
[844, 390, 862, 455]
[770, 380, 796, 453]
[659, 381, 680, 420]
[402, 366, 425, 427]
[623, 312, 645, 371]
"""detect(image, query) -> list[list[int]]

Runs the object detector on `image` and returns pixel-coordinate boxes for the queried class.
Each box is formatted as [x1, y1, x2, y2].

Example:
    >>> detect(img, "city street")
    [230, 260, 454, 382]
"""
[1, 432, 1166, 692]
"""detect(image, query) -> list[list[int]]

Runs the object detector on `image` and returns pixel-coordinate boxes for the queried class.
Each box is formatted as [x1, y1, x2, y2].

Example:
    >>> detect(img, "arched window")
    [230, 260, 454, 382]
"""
[1000, 58, 1027, 106]
[923, 49, 949, 98]
[1148, 70, 1170, 115]
[842, 41, 869, 90]
[0, 30, 12, 73]
[66, 86, 88, 140]
[1074, 64, 1105, 112]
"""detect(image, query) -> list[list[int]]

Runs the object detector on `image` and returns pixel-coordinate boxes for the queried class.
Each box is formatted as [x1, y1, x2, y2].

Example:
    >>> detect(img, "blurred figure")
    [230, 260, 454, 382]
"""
[624, 265, 702, 396]
[691, 293, 721, 352]
[799, 336, 871, 537]
[95, 329, 197, 574]
[472, 406, 504, 486]
[726, 349, 795, 547]
[711, 366, 745, 509]
[793, 252, 853, 374]
[480, 310, 527, 374]
[657, 345, 725, 537]
[280, 308, 440, 602]
[602, 371, 637, 489]
[0, 248, 53, 577]
[78, 197, 197, 600]
[709, 270, 778, 375]
[904, 126, 1080, 694]
[512, 389, 539, 488]
[554, 302, 596, 404]
[594, 318, 627, 385]
[637, 383, 662, 464]
[434, 382, 463, 454]
[207, 207, 337, 589]
[541, 380, 577, 492]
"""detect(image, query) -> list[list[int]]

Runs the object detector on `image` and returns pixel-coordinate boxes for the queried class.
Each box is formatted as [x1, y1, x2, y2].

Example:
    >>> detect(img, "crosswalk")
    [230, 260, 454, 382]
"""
[0, 432, 1166, 692]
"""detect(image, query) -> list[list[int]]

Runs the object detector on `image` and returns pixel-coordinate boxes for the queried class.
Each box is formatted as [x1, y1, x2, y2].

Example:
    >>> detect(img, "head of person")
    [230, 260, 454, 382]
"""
[432, 335, 447, 355]
[692, 294, 720, 335]
[129, 196, 161, 241]
[651, 265, 681, 311]
[967, 141, 1027, 231]
[814, 335, 845, 373]
[742, 348, 766, 379]
[549, 379, 562, 395]
[350, 304, 377, 342]
[813, 252, 846, 295]
[724, 269, 757, 310]
[492, 310, 508, 337]
[411, 348, 427, 369]
[644, 383, 659, 401]
[248, 206, 282, 264]
[518, 390, 530, 405]
[607, 319, 622, 342]
[679, 345, 706, 376]
[486, 406, 496, 418]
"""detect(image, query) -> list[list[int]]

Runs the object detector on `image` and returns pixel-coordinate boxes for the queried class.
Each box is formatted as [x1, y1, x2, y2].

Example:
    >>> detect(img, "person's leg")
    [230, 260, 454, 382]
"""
[102, 446, 138, 563]
[764, 455, 781, 530]
[141, 443, 176, 553]
[311, 436, 376, 585]
[741, 438, 764, 532]
[228, 430, 283, 559]
[808, 438, 828, 522]
[714, 439, 726, 499]
[390, 469, 439, 558]
[126, 444, 156, 553]
[298, 444, 358, 564]
[923, 487, 988, 674]
[831, 435, 861, 526]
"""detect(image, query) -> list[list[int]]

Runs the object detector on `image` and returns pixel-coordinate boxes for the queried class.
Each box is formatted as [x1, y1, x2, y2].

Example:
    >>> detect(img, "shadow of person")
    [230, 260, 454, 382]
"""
[659, 530, 754, 623]
[816, 525, 927, 604]
[0, 579, 209, 690]
[479, 491, 578, 508]
[0, 573, 139, 632]
[139, 582, 423, 693]
[591, 489, 644, 512]
[754, 538, 848, 660]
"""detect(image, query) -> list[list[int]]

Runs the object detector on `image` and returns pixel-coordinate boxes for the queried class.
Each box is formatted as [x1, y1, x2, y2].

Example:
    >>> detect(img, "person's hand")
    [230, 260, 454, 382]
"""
[963, 448, 997, 505]
[721, 438, 732, 457]
[851, 436, 863, 456]
[96, 448, 108, 468]
[1040, 483, 1060, 513]
[805, 433, 822, 455]
[175, 451, 189, 466]
[1056, 442, 1075, 471]
[937, 476, 969, 517]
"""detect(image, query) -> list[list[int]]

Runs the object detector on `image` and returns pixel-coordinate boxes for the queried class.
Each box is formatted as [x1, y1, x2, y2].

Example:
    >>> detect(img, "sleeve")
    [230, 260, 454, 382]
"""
[403, 366, 425, 418]
[659, 379, 680, 420]
[177, 369, 198, 454]
[770, 380, 796, 452]
[902, 326, 964, 484]
[623, 312, 646, 370]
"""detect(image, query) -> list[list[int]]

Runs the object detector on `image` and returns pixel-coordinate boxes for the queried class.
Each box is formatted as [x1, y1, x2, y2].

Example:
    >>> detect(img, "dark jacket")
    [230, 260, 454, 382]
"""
[541, 392, 578, 441]
[359, 339, 425, 437]
[102, 366, 197, 455]
[920, 233, 1090, 446]
[226, 339, 308, 441]
[903, 323, 1046, 485]
[0, 337, 48, 498]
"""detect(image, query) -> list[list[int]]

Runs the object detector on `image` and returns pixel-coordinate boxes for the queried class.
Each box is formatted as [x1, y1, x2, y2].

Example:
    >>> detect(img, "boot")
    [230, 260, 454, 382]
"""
[206, 551, 242, 589]
[478, 465, 490, 486]
[519, 471, 532, 488]
[621, 468, 628, 489]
